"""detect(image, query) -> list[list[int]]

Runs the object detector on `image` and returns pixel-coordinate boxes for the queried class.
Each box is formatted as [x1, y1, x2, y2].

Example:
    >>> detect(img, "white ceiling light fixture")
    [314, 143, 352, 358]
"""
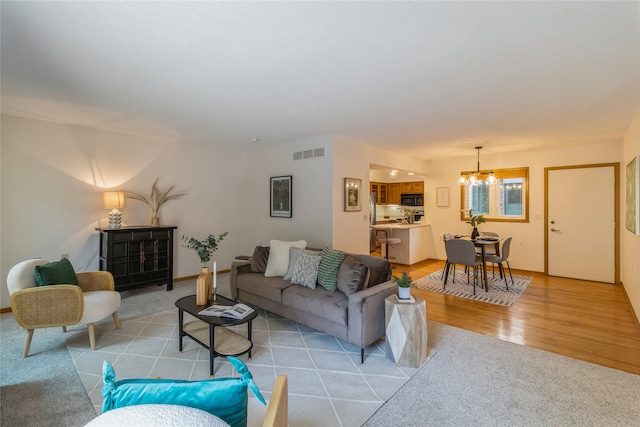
[458, 146, 497, 186]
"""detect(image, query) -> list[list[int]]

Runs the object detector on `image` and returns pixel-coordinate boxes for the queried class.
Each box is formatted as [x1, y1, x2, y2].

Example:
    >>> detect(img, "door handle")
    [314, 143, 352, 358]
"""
[550, 228, 560, 232]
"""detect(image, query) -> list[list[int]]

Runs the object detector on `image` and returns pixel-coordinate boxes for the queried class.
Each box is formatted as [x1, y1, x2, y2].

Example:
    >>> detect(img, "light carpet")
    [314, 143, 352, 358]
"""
[65, 308, 435, 427]
[413, 269, 532, 306]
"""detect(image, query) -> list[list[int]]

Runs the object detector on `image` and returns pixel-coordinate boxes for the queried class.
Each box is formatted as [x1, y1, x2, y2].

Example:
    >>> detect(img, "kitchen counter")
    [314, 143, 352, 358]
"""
[371, 223, 431, 264]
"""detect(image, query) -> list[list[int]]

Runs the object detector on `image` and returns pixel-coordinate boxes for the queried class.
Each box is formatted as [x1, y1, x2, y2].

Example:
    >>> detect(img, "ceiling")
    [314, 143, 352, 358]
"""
[2, 1, 638, 160]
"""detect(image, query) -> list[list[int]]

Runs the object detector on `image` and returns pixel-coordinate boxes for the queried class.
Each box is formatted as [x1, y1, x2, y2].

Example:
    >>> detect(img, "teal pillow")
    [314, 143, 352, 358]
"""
[102, 356, 265, 427]
[316, 247, 344, 292]
[34, 258, 79, 286]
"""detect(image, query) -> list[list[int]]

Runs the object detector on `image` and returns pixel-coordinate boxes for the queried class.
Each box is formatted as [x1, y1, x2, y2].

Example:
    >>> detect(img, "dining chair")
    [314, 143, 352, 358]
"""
[443, 239, 484, 295]
[441, 233, 454, 279]
[485, 237, 513, 289]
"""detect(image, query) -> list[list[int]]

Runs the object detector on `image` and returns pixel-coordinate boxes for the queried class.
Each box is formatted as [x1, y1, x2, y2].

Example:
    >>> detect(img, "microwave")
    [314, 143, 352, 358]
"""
[400, 193, 424, 206]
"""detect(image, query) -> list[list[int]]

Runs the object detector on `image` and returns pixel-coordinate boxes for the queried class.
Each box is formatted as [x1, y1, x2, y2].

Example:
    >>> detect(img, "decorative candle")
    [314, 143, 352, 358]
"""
[213, 261, 217, 290]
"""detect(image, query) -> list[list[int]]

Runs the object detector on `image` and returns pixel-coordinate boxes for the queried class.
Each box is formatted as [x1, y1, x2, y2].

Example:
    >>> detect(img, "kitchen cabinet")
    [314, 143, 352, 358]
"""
[370, 182, 387, 204]
[401, 182, 424, 194]
[96, 226, 177, 292]
[387, 183, 401, 205]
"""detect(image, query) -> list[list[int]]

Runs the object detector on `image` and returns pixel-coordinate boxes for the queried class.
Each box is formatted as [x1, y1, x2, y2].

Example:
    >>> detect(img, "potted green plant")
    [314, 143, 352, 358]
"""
[464, 208, 486, 240]
[393, 270, 413, 300]
[181, 232, 229, 266]
[181, 232, 228, 305]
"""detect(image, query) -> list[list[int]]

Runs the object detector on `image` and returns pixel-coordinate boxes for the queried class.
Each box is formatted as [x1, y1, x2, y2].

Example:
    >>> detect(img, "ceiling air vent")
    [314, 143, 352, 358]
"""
[293, 147, 326, 160]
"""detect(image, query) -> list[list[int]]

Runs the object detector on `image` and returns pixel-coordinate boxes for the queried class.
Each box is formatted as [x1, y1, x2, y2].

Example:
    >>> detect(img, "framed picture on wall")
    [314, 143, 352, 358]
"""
[270, 175, 292, 218]
[344, 177, 362, 212]
[436, 187, 450, 207]
[626, 156, 640, 235]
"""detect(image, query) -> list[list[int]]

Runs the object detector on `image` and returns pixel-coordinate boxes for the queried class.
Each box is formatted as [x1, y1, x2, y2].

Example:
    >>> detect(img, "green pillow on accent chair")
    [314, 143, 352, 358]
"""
[34, 258, 79, 286]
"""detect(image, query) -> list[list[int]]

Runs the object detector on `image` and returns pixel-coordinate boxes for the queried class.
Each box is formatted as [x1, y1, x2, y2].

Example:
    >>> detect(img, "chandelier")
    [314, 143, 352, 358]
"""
[458, 146, 497, 186]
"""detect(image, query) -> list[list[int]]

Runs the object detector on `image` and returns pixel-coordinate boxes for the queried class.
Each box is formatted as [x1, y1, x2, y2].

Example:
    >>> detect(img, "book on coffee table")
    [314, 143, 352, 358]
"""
[198, 303, 254, 319]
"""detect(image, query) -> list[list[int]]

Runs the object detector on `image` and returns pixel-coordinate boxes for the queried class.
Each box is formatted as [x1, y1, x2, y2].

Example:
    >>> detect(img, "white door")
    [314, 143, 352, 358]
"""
[547, 166, 616, 283]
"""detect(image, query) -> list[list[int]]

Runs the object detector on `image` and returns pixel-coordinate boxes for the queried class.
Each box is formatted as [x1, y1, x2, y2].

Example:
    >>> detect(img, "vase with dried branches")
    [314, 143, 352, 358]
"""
[125, 177, 187, 226]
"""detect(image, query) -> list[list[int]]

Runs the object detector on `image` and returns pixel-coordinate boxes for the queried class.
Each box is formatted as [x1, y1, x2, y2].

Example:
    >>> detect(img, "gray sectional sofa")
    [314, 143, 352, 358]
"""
[229, 246, 396, 362]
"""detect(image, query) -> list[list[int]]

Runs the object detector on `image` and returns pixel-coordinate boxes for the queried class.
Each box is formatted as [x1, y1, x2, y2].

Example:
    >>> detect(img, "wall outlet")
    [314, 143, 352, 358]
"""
[61, 253, 69, 259]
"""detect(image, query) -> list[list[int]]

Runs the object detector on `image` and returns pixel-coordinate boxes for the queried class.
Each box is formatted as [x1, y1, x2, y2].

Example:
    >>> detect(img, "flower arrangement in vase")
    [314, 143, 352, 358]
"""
[182, 232, 229, 305]
[124, 177, 187, 226]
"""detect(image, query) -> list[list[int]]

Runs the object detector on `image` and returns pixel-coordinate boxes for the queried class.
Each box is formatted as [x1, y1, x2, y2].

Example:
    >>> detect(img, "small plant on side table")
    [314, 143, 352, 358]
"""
[393, 271, 414, 300]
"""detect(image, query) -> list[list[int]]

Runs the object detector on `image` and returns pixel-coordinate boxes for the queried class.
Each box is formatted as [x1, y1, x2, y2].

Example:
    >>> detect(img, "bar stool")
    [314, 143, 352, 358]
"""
[375, 229, 401, 262]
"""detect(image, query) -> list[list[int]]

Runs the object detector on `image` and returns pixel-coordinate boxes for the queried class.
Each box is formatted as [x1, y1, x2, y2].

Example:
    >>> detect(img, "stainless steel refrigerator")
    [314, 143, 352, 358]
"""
[369, 193, 377, 252]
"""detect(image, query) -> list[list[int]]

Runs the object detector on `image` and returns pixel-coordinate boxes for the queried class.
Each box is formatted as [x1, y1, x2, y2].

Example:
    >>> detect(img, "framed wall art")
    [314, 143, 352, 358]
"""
[436, 187, 450, 207]
[344, 177, 362, 212]
[270, 175, 292, 218]
[625, 156, 640, 235]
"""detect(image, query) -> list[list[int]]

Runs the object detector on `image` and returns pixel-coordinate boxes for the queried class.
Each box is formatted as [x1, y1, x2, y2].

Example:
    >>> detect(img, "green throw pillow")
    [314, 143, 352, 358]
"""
[34, 258, 79, 286]
[316, 247, 344, 292]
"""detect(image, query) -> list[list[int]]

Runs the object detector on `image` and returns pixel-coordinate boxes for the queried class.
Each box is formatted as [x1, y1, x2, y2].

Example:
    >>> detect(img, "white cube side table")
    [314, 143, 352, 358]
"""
[384, 295, 428, 367]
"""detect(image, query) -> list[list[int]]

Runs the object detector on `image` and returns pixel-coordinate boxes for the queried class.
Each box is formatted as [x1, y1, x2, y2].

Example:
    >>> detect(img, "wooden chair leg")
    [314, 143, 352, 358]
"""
[62, 326, 67, 333]
[112, 312, 121, 329]
[88, 323, 96, 350]
[23, 329, 34, 358]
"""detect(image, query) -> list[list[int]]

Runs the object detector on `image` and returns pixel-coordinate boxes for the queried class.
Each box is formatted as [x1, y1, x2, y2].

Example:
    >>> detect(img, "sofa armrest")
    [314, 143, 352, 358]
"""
[229, 261, 251, 300]
[347, 280, 397, 349]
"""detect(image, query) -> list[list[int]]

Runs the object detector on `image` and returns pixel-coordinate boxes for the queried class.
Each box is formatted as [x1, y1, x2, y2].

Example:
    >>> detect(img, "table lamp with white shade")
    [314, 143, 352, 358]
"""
[103, 191, 125, 228]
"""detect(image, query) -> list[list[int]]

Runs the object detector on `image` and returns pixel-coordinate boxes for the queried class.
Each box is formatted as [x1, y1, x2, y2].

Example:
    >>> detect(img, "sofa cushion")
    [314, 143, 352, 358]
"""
[290, 252, 322, 289]
[34, 258, 79, 287]
[283, 247, 321, 281]
[347, 253, 391, 287]
[236, 273, 292, 304]
[316, 247, 344, 292]
[337, 256, 370, 296]
[264, 240, 307, 277]
[249, 246, 270, 273]
[281, 285, 348, 326]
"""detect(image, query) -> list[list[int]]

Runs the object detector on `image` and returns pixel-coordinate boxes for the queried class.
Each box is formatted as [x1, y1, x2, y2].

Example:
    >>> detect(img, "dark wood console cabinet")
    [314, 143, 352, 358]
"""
[96, 226, 177, 292]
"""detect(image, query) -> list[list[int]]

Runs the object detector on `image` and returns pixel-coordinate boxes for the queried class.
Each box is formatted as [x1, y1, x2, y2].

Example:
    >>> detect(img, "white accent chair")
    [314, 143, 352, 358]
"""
[7, 259, 121, 357]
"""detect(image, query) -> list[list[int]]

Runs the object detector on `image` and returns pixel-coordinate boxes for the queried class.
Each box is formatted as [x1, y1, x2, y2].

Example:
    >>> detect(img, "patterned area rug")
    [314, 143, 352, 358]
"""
[413, 269, 532, 307]
[65, 308, 436, 427]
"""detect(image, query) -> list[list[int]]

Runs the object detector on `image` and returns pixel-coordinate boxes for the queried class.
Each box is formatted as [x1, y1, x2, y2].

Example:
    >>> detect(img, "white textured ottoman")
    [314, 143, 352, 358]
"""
[85, 403, 230, 427]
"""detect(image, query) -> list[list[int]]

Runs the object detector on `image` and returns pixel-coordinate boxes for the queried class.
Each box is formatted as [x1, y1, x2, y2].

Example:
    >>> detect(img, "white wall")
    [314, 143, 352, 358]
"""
[244, 135, 334, 250]
[424, 141, 622, 272]
[0, 115, 250, 308]
[622, 110, 640, 320]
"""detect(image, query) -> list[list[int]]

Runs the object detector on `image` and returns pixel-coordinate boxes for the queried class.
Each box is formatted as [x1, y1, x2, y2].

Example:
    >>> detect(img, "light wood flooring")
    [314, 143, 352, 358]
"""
[385, 257, 640, 375]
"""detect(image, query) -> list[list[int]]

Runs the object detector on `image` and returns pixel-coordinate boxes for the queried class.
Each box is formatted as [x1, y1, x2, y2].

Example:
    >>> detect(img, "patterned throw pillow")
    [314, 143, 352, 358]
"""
[284, 247, 320, 281]
[291, 252, 322, 289]
[316, 247, 345, 292]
